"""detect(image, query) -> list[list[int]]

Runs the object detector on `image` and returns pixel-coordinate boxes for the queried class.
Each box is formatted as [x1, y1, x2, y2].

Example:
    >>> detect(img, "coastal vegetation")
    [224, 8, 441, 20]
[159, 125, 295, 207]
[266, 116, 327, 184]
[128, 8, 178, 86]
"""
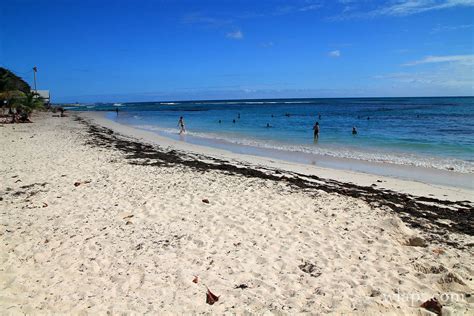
[0, 67, 44, 122]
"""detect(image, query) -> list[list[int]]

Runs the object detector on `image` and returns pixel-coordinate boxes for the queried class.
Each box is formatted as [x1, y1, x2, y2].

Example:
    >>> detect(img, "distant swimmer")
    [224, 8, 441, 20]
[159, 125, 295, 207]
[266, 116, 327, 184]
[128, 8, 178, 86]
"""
[285, 113, 291, 117]
[352, 126, 357, 135]
[271, 114, 274, 118]
[313, 121, 320, 140]
[367, 116, 370, 120]
[178, 116, 186, 134]
[238, 113, 241, 119]
[318, 113, 321, 119]
[233, 119, 236, 123]
[218, 120, 221, 123]
[266, 123, 271, 128]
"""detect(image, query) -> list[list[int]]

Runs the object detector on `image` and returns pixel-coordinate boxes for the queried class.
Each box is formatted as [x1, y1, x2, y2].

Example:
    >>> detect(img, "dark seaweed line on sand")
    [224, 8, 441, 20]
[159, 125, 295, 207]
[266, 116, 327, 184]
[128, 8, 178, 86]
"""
[75, 116, 473, 249]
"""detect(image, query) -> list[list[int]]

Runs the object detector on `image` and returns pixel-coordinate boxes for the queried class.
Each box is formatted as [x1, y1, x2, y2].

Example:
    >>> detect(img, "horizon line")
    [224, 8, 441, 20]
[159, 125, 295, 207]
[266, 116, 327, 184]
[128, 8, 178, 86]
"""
[54, 95, 474, 105]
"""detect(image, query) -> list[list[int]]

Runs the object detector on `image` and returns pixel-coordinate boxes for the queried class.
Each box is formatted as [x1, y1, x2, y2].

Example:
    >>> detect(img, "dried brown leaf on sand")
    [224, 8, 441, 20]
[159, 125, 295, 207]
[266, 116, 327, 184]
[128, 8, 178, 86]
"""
[420, 298, 442, 315]
[206, 287, 219, 305]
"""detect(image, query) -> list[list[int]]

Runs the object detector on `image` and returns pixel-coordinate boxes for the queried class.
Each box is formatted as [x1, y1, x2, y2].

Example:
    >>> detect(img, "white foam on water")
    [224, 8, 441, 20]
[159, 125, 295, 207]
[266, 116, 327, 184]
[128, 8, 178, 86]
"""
[132, 124, 474, 174]
[283, 101, 314, 104]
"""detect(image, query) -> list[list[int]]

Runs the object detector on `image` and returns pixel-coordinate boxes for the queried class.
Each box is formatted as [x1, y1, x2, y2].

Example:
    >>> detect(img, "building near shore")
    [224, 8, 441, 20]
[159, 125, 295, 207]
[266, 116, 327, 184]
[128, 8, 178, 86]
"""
[33, 90, 50, 105]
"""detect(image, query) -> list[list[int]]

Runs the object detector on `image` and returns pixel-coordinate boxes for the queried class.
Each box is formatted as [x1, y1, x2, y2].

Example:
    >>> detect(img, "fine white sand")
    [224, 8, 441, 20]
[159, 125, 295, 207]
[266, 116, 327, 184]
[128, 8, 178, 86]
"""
[1, 112, 472, 314]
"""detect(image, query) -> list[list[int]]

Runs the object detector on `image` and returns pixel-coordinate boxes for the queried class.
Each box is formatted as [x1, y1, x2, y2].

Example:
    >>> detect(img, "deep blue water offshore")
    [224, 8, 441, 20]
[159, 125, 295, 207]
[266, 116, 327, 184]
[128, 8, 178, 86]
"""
[69, 97, 474, 173]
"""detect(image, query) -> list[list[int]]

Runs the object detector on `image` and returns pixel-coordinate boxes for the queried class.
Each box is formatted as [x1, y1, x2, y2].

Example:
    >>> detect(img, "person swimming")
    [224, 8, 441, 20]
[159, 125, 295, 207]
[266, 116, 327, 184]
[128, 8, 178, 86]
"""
[352, 126, 357, 135]
[313, 122, 320, 140]
[178, 116, 186, 134]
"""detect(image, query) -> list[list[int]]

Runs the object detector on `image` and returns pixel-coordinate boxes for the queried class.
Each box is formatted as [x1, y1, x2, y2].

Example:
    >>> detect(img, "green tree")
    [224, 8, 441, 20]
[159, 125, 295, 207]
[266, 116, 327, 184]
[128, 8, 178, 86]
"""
[0, 90, 26, 114]
[18, 92, 45, 114]
[0, 68, 31, 94]
[0, 91, 44, 122]
[0, 68, 44, 122]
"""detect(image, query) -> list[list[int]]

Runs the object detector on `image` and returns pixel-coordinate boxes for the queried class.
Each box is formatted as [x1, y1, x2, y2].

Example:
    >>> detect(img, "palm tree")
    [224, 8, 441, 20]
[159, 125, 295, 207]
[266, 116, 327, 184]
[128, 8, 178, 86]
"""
[16, 92, 44, 122]
[21, 92, 44, 112]
[0, 90, 44, 122]
[0, 67, 43, 122]
[0, 90, 25, 118]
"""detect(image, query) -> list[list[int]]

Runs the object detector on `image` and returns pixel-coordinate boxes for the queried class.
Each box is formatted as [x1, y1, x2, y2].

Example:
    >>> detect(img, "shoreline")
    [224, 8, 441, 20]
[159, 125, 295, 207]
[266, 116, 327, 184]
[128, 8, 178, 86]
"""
[1, 112, 472, 314]
[81, 111, 474, 201]
[120, 118, 474, 184]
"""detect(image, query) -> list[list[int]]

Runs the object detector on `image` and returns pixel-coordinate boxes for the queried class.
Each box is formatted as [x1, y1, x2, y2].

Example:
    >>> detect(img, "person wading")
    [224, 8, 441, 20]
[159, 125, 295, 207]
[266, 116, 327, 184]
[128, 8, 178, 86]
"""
[178, 116, 186, 134]
[313, 121, 320, 140]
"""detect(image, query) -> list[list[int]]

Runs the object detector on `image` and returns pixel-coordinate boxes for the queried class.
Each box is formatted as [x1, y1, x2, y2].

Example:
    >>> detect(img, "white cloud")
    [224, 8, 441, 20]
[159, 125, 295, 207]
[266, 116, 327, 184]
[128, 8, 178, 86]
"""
[431, 23, 473, 33]
[331, 0, 474, 19]
[376, 53, 474, 93]
[328, 50, 341, 57]
[298, 3, 323, 12]
[403, 54, 474, 66]
[226, 30, 243, 40]
[274, 1, 323, 15]
[375, 67, 474, 89]
[372, 0, 474, 16]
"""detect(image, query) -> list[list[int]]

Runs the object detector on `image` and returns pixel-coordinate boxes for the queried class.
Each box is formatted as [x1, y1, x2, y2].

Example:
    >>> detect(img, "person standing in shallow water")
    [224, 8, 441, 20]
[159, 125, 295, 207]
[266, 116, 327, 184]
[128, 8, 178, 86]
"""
[352, 126, 357, 135]
[313, 122, 320, 140]
[178, 116, 186, 134]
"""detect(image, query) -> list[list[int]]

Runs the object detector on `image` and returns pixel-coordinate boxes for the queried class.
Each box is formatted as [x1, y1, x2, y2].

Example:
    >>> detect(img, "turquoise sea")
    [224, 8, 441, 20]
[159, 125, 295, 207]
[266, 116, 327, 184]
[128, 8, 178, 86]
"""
[69, 97, 474, 174]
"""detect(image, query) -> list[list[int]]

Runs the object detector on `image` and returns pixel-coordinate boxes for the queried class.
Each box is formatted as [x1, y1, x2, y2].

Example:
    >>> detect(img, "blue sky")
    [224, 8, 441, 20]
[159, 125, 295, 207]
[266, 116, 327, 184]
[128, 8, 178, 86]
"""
[1, 0, 473, 102]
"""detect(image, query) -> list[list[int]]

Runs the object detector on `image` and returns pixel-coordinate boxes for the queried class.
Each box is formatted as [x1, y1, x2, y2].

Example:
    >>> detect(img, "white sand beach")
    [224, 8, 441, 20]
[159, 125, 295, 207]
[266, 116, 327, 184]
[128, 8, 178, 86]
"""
[1, 112, 473, 314]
